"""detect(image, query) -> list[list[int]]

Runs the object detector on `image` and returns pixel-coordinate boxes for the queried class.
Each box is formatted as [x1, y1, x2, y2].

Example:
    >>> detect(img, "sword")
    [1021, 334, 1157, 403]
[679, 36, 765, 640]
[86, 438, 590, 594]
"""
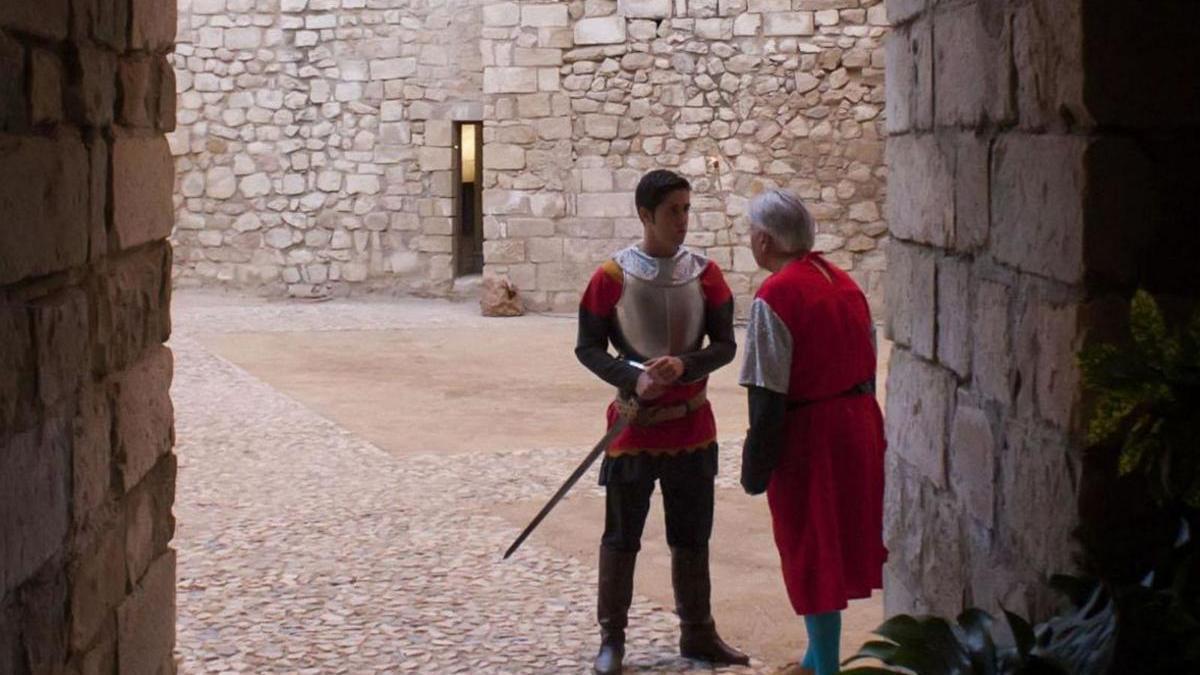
[503, 363, 646, 560]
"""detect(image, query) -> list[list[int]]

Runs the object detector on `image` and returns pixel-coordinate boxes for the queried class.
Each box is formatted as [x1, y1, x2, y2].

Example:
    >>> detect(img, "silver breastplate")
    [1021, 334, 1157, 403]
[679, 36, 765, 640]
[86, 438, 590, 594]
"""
[613, 252, 706, 359]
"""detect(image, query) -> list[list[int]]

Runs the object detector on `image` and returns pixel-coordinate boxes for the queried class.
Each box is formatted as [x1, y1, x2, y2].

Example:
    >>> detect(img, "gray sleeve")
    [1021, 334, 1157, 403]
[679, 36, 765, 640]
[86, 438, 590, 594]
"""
[738, 297, 792, 395]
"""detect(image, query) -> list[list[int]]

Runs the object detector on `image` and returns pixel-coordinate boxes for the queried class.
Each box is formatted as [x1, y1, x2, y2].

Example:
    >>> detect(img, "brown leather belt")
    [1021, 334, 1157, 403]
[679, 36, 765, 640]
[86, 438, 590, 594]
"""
[615, 390, 708, 427]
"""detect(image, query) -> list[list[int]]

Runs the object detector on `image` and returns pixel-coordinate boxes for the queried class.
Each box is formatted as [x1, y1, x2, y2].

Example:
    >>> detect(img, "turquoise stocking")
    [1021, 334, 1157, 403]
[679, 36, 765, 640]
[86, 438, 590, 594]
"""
[800, 611, 841, 675]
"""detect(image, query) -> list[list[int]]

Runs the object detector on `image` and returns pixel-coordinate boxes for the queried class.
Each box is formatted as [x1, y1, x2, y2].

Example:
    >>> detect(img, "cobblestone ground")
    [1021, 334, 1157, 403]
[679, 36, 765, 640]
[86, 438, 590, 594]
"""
[172, 294, 771, 674]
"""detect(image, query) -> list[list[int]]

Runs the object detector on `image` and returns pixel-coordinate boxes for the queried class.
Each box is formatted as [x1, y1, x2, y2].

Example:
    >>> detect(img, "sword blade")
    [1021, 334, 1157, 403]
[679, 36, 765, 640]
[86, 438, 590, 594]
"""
[503, 415, 630, 560]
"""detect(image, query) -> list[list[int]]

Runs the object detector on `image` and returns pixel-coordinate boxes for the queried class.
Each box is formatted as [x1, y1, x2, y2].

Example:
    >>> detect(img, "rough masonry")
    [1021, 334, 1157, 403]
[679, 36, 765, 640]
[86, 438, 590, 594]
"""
[169, 0, 889, 315]
[0, 0, 179, 673]
[882, 0, 1200, 621]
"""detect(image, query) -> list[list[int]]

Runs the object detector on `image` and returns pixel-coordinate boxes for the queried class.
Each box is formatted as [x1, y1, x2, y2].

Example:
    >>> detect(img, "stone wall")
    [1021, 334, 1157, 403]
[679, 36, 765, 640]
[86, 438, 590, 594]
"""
[882, 0, 1200, 621]
[481, 0, 889, 314]
[170, 0, 486, 297]
[0, 0, 178, 673]
[170, 0, 889, 314]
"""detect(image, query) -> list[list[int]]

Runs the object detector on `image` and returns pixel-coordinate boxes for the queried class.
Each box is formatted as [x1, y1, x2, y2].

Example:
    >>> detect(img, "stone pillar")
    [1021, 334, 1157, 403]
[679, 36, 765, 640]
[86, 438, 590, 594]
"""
[0, 1, 178, 672]
[883, 0, 1200, 620]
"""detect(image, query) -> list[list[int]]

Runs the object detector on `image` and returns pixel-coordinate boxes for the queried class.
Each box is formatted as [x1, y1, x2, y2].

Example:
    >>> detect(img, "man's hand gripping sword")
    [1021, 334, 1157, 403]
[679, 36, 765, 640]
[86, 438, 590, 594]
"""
[503, 362, 647, 560]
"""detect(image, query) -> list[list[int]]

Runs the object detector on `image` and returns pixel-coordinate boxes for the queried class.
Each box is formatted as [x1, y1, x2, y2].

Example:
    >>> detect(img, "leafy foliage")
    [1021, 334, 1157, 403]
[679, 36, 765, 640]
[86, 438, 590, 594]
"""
[1078, 290, 1200, 506]
[841, 581, 1114, 675]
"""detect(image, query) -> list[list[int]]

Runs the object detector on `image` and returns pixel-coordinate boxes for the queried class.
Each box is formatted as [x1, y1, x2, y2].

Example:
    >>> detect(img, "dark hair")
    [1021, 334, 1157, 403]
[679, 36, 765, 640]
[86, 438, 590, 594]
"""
[635, 170, 691, 214]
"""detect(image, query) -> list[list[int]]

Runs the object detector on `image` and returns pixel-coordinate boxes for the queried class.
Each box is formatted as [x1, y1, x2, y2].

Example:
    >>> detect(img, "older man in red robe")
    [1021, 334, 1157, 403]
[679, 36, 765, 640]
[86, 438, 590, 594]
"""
[738, 188, 887, 675]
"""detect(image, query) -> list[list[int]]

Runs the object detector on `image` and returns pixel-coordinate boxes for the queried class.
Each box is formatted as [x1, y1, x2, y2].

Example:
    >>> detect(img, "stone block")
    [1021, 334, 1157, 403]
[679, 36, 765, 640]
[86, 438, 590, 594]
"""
[949, 403, 995, 526]
[620, 0, 671, 19]
[484, 67, 539, 94]
[113, 345, 174, 491]
[885, 349, 952, 487]
[484, 239, 526, 264]
[0, 135, 89, 285]
[69, 519, 125, 650]
[0, 0, 68, 40]
[953, 133, 988, 252]
[528, 237, 564, 262]
[577, 193, 635, 218]
[71, 0, 127, 51]
[934, 1, 1013, 127]
[488, 144, 526, 170]
[990, 134, 1086, 284]
[483, 190, 532, 216]
[341, 175, 376, 195]
[92, 244, 171, 376]
[240, 173, 271, 197]
[507, 218, 556, 238]
[129, 0, 175, 50]
[68, 45, 117, 128]
[30, 49, 63, 126]
[117, 550, 176, 675]
[425, 120, 453, 147]
[885, 133, 952, 248]
[583, 114, 620, 139]
[112, 136, 174, 250]
[19, 566, 68, 674]
[695, 18, 732, 39]
[530, 192, 566, 218]
[0, 33, 25, 133]
[522, 4, 569, 27]
[972, 280, 1012, 405]
[1016, 296, 1081, 431]
[733, 12, 761, 36]
[575, 16, 626, 45]
[483, 2, 520, 26]
[936, 256, 971, 378]
[156, 58, 175, 132]
[370, 57, 417, 80]
[125, 455, 176, 586]
[32, 288, 89, 408]
[73, 384, 111, 524]
[514, 48, 563, 67]
[884, 20, 932, 133]
[748, 0, 786, 10]
[886, 0, 926, 26]
[1000, 422, 1080, 574]
[418, 147, 452, 172]
[0, 305, 33, 430]
[118, 56, 151, 128]
[1, 420, 70, 596]
[224, 27, 260, 51]
[763, 12, 814, 36]
[883, 241, 934, 359]
[1012, 0, 1086, 130]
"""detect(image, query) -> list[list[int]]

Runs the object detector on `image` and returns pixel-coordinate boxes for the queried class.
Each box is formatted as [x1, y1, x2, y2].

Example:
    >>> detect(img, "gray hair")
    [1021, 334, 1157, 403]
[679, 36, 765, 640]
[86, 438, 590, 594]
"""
[748, 189, 815, 254]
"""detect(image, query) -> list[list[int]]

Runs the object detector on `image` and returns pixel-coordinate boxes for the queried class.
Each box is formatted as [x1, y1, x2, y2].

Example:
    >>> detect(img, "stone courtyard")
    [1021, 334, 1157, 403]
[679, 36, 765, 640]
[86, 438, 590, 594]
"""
[169, 291, 884, 672]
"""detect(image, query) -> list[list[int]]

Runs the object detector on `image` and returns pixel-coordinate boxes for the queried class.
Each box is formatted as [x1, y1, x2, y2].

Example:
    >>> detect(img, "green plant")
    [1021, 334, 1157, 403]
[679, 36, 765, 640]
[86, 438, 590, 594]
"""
[1079, 290, 1200, 506]
[841, 578, 1114, 675]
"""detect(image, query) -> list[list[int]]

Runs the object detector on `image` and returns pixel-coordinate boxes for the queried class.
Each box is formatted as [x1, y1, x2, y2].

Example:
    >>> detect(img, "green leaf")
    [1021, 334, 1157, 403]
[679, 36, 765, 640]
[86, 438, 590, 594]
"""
[957, 609, 997, 675]
[1004, 609, 1036, 659]
[845, 640, 901, 664]
[874, 614, 928, 648]
[1130, 290, 1172, 361]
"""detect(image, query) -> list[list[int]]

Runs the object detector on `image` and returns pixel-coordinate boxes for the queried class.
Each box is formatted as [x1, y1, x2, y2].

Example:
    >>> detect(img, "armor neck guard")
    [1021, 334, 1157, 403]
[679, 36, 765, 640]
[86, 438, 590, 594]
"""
[614, 245, 708, 286]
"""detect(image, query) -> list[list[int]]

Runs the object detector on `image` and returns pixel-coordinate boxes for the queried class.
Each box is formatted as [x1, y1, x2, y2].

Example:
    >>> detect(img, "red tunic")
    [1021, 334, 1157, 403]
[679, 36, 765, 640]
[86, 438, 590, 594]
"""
[742, 253, 887, 615]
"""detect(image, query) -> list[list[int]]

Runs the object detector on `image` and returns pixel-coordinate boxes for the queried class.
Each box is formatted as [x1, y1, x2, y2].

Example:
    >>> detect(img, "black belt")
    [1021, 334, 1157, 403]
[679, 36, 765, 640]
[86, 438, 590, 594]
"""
[787, 380, 874, 411]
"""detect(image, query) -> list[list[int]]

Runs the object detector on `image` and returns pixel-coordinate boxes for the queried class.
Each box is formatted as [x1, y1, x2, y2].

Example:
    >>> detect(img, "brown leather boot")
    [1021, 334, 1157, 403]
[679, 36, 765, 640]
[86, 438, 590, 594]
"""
[671, 546, 751, 666]
[595, 546, 637, 674]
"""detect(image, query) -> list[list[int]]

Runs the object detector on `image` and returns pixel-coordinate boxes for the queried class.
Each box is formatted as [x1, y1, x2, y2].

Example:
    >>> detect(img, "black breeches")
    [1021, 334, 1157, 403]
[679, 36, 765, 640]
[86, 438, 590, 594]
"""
[601, 457, 715, 553]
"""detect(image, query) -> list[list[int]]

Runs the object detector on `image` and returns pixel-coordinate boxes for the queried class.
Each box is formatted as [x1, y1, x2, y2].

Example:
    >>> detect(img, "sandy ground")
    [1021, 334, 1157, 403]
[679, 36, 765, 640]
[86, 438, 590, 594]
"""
[192, 295, 890, 668]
